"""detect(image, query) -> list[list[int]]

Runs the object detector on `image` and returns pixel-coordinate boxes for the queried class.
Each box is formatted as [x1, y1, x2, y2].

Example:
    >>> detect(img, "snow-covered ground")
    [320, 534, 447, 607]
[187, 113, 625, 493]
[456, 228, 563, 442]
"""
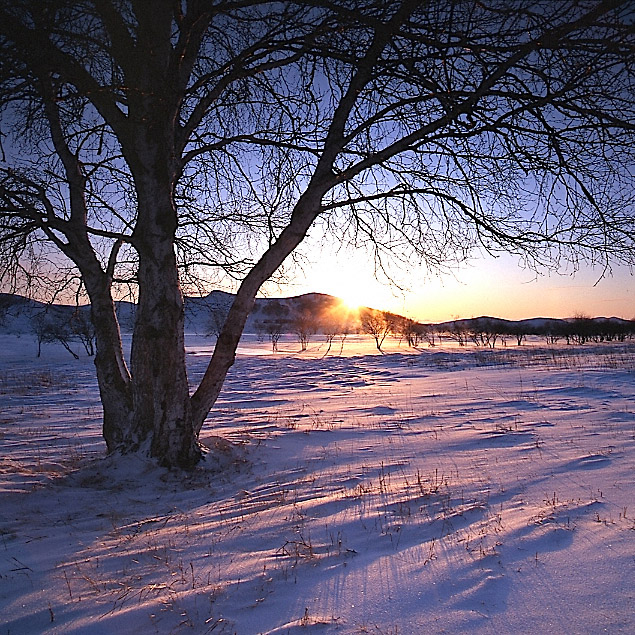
[1, 333, 634, 634]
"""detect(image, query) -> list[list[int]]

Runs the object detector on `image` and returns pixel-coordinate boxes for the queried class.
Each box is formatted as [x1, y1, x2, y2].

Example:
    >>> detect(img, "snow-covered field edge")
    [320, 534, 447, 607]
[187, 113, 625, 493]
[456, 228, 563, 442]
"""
[1, 334, 634, 634]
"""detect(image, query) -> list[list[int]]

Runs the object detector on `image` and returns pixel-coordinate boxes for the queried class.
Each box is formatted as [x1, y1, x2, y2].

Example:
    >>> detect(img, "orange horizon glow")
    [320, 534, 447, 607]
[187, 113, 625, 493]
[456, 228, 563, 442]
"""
[285, 249, 634, 323]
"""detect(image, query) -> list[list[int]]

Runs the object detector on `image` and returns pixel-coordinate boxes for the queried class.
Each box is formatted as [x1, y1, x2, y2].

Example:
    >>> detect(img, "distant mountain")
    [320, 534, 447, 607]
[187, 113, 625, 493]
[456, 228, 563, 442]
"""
[434, 315, 569, 334]
[0, 293, 54, 334]
[432, 314, 635, 344]
[1, 292, 632, 340]
[185, 291, 351, 334]
[434, 315, 633, 332]
[0, 291, 354, 335]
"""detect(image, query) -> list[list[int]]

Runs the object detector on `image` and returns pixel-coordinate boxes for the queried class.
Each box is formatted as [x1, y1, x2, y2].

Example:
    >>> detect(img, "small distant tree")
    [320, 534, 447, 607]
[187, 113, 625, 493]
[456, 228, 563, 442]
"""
[32, 311, 79, 359]
[469, 318, 503, 348]
[419, 324, 438, 348]
[567, 313, 595, 345]
[265, 321, 284, 353]
[256, 301, 289, 352]
[70, 308, 96, 356]
[597, 318, 635, 342]
[206, 298, 232, 340]
[506, 323, 526, 346]
[291, 296, 321, 352]
[397, 317, 432, 348]
[360, 309, 396, 352]
[292, 314, 317, 352]
[445, 320, 470, 347]
[336, 314, 355, 356]
[398, 317, 418, 347]
[544, 323, 564, 345]
[321, 315, 341, 357]
[320, 307, 356, 356]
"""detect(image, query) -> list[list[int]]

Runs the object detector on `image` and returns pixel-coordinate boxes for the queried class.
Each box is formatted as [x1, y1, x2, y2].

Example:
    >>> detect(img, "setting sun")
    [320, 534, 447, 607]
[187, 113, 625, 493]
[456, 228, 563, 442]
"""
[295, 245, 407, 314]
[333, 283, 366, 311]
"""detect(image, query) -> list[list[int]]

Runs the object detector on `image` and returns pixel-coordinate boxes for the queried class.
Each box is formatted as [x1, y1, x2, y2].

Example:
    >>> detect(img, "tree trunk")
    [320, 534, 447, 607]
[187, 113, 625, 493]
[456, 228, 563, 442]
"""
[79, 176, 200, 467]
[81, 274, 134, 452]
[130, 249, 200, 467]
[55, 226, 136, 455]
[128, 178, 201, 468]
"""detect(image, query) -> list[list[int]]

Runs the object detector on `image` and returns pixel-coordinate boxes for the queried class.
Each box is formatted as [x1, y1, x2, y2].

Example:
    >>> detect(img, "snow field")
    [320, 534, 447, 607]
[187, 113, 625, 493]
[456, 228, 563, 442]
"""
[0, 334, 634, 633]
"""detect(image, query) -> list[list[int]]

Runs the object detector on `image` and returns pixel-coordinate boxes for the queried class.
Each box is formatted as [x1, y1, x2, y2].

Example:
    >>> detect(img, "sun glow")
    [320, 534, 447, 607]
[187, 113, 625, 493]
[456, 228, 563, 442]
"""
[297, 250, 406, 314]
[334, 284, 367, 312]
[286, 237, 635, 323]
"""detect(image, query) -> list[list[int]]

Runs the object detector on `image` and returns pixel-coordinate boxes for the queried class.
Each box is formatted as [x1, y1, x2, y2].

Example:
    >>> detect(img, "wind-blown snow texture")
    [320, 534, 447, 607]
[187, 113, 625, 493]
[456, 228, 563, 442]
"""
[1, 334, 634, 634]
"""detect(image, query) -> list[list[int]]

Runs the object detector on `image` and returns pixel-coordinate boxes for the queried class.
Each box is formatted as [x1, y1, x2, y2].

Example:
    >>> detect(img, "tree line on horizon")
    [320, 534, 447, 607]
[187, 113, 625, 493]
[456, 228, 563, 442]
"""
[2, 292, 634, 357]
[209, 293, 635, 352]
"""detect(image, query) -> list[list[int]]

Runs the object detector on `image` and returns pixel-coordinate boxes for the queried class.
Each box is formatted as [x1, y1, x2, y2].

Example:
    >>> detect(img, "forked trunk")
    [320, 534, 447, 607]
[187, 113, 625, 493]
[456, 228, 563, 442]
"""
[127, 170, 202, 468]
[129, 247, 201, 467]
[86, 177, 201, 467]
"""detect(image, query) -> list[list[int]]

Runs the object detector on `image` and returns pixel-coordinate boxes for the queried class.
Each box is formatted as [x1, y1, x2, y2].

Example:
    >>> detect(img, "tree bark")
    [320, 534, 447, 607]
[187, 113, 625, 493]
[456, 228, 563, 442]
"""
[85, 280, 133, 453]
[128, 174, 201, 468]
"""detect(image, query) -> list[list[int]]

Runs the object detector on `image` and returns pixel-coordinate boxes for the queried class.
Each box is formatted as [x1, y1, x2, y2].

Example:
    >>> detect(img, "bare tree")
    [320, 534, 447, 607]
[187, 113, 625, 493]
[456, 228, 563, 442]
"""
[360, 309, 396, 352]
[444, 320, 470, 347]
[469, 317, 502, 348]
[291, 296, 321, 352]
[398, 317, 426, 348]
[265, 321, 284, 353]
[293, 317, 316, 351]
[70, 307, 96, 356]
[419, 324, 438, 348]
[256, 300, 289, 352]
[318, 300, 358, 356]
[566, 313, 595, 345]
[321, 311, 346, 357]
[336, 317, 356, 355]
[506, 323, 527, 346]
[206, 296, 232, 341]
[321, 319, 340, 356]
[0, 1, 633, 467]
[32, 310, 79, 359]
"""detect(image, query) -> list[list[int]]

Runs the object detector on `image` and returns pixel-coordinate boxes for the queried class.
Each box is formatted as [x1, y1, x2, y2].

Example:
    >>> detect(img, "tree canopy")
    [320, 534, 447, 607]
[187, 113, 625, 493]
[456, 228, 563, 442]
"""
[0, 0, 633, 467]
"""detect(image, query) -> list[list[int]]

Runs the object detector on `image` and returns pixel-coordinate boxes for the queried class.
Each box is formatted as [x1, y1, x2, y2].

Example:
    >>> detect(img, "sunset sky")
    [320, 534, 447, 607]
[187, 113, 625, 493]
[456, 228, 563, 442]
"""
[282, 243, 634, 322]
[3, 4, 632, 327]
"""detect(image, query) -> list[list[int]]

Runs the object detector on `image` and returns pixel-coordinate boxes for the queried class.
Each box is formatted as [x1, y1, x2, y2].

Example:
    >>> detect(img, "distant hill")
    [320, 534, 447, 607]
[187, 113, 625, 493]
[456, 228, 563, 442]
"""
[0, 291, 355, 335]
[434, 315, 633, 332]
[434, 315, 570, 334]
[1, 292, 633, 342]
[432, 314, 634, 345]
[185, 290, 354, 334]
